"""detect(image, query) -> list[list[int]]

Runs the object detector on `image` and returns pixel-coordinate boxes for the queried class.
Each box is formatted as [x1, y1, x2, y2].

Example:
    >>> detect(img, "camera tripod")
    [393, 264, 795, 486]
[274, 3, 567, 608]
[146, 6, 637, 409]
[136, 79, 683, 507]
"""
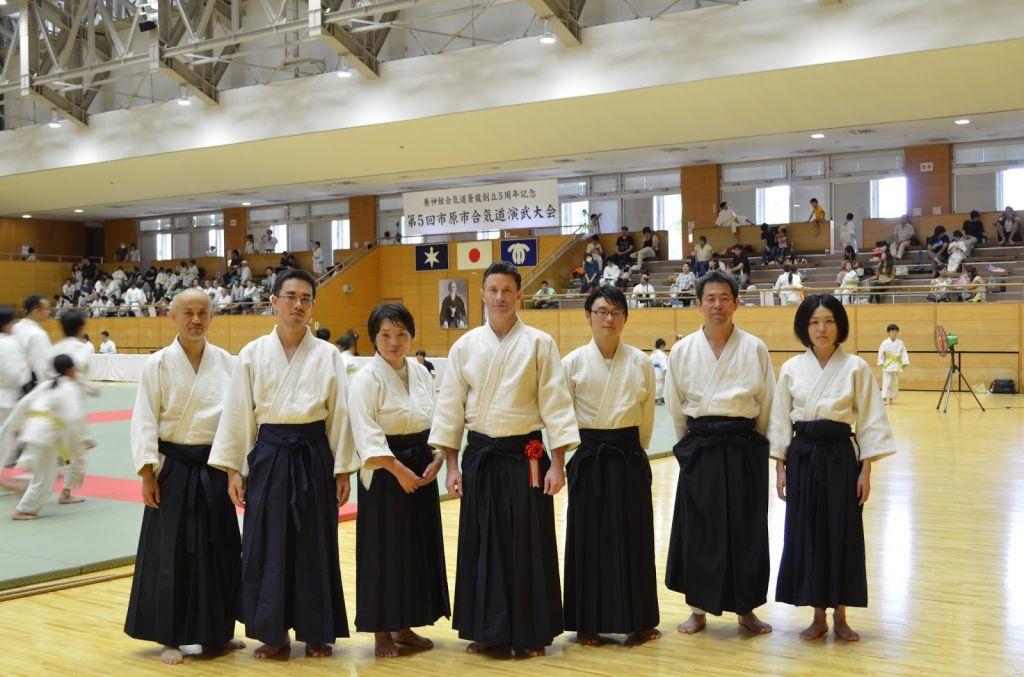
[936, 345, 986, 413]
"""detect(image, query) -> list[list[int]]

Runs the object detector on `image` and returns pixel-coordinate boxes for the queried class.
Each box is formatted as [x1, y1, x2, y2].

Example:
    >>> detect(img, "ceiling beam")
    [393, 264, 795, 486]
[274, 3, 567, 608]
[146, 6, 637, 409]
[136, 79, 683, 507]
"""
[524, 0, 585, 46]
[308, 6, 380, 79]
[18, 1, 88, 127]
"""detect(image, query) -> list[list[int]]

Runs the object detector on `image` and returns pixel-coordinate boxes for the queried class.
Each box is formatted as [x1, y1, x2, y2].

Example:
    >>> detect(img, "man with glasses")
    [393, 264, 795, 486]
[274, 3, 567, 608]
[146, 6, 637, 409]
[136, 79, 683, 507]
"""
[560, 286, 659, 647]
[430, 261, 579, 658]
[663, 270, 775, 638]
[209, 269, 357, 660]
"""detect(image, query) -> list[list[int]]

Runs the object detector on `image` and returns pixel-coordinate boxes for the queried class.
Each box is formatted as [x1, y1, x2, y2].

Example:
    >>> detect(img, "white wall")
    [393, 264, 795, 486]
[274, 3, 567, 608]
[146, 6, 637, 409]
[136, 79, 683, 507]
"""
[3, 0, 1023, 178]
[954, 172, 998, 212]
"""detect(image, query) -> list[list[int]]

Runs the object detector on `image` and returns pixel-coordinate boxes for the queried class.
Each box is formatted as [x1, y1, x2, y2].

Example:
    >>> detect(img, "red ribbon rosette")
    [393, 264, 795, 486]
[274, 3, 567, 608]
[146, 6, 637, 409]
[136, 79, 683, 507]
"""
[524, 440, 545, 488]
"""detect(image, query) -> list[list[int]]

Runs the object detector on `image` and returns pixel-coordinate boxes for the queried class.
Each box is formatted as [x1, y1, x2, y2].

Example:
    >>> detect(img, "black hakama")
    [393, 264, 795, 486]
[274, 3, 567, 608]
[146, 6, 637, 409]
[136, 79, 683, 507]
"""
[238, 420, 348, 645]
[124, 440, 240, 648]
[355, 430, 450, 632]
[452, 430, 562, 651]
[775, 420, 868, 609]
[564, 427, 659, 635]
[665, 416, 769, 616]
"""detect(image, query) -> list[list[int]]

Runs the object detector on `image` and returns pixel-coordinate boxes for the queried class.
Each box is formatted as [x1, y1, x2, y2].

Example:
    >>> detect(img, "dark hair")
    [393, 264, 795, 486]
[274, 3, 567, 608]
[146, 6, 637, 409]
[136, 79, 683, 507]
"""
[970, 210, 980, 218]
[719, 201, 728, 209]
[696, 270, 739, 300]
[793, 294, 849, 347]
[481, 261, 521, 290]
[368, 303, 416, 348]
[655, 338, 666, 349]
[698, 235, 707, 243]
[966, 265, 978, 277]
[846, 212, 854, 220]
[887, 323, 899, 332]
[620, 226, 629, 232]
[51, 353, 75, 388]
[953, 230, 963, 238]
[23, 294, 45, 315]
[336, 336, 352, 350]
[540, 280, 549, 285]
[272, 268, 317, 298]
[810, 198, 819, 203]
[60, 310, 86, 338]
[415, 349, 427, 357]
[0, 306, 15, 330]
[933, 225, 946, 236]
[315, 328, 331, 341]
[584, 285, 628, 317]
[642, 226, 652, 233]
[100, 331, 110, 338]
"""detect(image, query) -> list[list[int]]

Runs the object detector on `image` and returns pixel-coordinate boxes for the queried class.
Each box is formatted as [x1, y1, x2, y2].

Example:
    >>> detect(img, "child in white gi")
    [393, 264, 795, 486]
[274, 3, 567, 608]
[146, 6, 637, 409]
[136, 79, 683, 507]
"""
[877, 324, 910, 404]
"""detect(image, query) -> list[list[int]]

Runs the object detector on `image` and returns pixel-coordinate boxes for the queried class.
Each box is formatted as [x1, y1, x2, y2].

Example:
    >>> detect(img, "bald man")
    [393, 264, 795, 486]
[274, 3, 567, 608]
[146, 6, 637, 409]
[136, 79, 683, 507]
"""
[125, 289, 245, 665]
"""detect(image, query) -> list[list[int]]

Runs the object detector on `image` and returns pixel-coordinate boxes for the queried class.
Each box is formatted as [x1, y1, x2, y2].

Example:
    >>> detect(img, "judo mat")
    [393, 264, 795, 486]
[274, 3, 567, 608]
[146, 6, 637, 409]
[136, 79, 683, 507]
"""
[0, 383, 682, 590]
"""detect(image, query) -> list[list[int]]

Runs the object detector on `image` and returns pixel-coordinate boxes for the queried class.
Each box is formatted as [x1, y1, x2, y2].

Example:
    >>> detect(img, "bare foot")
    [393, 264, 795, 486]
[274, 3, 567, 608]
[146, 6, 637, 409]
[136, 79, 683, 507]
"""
[738, 612, 772, 635]
[677, 613, 706, 634]
[466, 642, 488, 654]
[305, 643, 333, 658]
[59, 491, 85, 504]
[576, 633, 601, 646]
[833, 613, 860, 642]
[375, 632, 399, 658]
[800, 618, 829, 641]
[160, 646, 184, 665]
[625, 628, 662, 646]
[253, 641, 290, 659]
[12, 511, 38, 520]
[392, 629, 433, 650]
[517, 647, 545, 658]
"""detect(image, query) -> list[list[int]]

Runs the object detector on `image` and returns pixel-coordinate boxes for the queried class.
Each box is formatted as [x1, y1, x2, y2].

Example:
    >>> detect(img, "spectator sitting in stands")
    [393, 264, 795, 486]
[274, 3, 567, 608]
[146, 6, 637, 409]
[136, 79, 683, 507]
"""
[203, 279, 218, 299]
[630, 227, 660, 271]
[631, 273, 657, 308]
[759, 224, 778, 264]
[707, 254, 723, 273]
[79, 277, 94, 296]
[728, 244, 751, 289]
[835, 260, 859, 305]
[891, 214, 916, 259]
[244, 234, 259, 255]
[112, 266, 126, 286]
[961, 265, 986, 302]
[670, 262, 697, 307]
[88, 293, 104, 318]
[62, 279, 77, 298]
[774, 228, 791, 264]
[124, 283, 147, 317]
[926, 226, 950, 266]
[214, 287, 232, 313]
[115, 242, 128, 261]
[946, 231, 968, 273]
[928, 268, 952, 303]
[127, 244, 141, 263]
[774, 264, 804, 306]
[227, 249, 243, 280]
[715, 201, 754, 236]
[53, 295, 71, 317]
[961, 210, 985, 253]
[82, 257, 97, 281]
[238, 260, 253, 285]
[839, 213, 858, 252]
[582, 254, 600, 293]
[868, 240, 888, 263]
[278, 251, 299, 271]
[245, 280, 261, 306]
[865, 248, 896, 304]
[585, 234, 604, 269]
[842, 245, 858, 265]
[995, 206, 1022, 246]
[533, 280, 558, 309]
[99, 331, 117, 354]
[155, 267, 168, 290]
[262, 266, 276, 291]
[380, 231, 396, 245]
[102, 295, 116, 316]
[71, 263, 83, 284]
[600, 260, 622, 287]
[22, 247, 38, 261]
[143, 265, 157, 288]
[415, 350, 436, 379]
[692, 236, 713, 276]
[613, 227, 635, 267]
[94, 276, 108, 297]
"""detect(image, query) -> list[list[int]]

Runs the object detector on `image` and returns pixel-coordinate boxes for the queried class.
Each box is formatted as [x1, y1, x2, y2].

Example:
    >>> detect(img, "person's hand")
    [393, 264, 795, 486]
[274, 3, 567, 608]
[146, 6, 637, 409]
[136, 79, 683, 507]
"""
[775, 461, 787, 502]
[140, 467, 160, 509]
[336, 473, 352, 505]
[420, 454, 443, 486]
[543, 463, 566, 496]
[856, 466, 871, 506]
[446, 467, 463, 498]
[227, 469, 246, 508]
[390, 462, 421, 494]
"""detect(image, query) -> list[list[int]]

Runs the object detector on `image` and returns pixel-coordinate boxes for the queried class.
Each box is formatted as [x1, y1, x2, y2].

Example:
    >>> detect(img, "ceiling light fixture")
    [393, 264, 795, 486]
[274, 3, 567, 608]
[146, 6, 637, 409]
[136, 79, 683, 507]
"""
[74, 209, 84, 213]
[241, 202, 252, 206]
[810, 133, 825, 139]
[337, 57, 353, 78]
[22, 214, 32, 219]
[954, 118, 971, 125]
[540, 20, 556, 44]
[47, 111, 61, 129]
[0, 1, 8, 7]
[176, 85, 192, 106]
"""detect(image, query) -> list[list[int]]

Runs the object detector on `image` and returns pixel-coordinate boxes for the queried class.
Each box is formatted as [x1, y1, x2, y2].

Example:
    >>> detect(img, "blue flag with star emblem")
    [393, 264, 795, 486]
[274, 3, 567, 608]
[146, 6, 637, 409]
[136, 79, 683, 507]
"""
[500, 238, 538, 267]
[415, 243, 449, 271]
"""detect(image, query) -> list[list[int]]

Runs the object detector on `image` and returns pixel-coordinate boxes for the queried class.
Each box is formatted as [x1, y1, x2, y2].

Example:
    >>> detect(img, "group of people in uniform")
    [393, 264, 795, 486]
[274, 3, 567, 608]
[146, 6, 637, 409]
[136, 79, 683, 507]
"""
[3, 261, 897, 664]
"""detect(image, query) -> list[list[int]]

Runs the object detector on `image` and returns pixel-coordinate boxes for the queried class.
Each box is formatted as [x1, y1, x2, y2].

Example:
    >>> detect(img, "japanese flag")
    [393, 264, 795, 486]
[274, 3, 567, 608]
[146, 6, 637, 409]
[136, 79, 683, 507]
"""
[456, 241, 493, 270]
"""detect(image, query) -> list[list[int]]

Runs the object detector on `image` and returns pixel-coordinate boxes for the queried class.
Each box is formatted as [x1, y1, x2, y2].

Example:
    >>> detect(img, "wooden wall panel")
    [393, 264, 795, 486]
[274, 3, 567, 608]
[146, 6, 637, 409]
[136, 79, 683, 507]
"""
[906, 144, 952, 217]
[223, 208, 248, 254]
[102, 219, 137, 263]
[311, 249, 380, 351]
[681, 164, 720, 230]
[739, 305, 806, 351]
[0, 218, 85, 258]
[854, 304, 935, 353]
[0, 261, 74, 308]
[937, 304, 1020, 352]
[349, 196, 377, 248]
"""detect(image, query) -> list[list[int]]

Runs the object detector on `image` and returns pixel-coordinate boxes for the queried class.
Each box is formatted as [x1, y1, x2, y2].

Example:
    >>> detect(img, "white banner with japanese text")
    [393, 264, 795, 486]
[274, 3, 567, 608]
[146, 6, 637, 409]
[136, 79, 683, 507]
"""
[402, 179, 559, 235]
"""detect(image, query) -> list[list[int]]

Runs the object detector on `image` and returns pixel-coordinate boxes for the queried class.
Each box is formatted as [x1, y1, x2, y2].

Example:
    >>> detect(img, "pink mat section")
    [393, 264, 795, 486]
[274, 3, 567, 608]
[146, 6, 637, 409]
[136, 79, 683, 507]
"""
[86, 409, 134, 423]
[2, 470, 358, 521]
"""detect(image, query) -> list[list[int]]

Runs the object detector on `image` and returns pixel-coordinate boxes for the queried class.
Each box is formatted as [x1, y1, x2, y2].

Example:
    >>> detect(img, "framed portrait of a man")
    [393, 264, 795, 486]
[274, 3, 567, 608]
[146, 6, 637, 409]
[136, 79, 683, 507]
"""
[439, 278, 469, 329]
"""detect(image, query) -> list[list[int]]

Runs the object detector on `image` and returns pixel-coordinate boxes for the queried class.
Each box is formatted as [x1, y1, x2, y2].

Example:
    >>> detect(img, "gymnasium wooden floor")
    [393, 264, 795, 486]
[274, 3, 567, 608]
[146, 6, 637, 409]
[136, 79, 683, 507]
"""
[2, 391, 1022, 676]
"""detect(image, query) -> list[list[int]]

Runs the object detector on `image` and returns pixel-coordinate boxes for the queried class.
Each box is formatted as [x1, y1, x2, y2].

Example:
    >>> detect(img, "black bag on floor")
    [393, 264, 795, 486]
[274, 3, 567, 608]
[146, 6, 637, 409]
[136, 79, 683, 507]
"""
[990, 379, 1016, 394]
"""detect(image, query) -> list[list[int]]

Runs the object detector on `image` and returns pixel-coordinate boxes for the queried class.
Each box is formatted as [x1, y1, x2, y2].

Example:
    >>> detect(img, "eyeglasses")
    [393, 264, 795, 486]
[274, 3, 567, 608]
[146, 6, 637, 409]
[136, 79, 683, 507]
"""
[591, 309, 625, 319]
[278, 294, 313, 306]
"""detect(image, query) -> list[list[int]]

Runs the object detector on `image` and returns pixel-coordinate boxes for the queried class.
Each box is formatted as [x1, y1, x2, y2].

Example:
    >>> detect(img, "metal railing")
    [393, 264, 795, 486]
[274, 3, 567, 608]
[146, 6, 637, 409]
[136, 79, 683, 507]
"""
[55, 300, 276, 319]
[0, 253, 104, 264]
[523, 281, 1022, 309]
